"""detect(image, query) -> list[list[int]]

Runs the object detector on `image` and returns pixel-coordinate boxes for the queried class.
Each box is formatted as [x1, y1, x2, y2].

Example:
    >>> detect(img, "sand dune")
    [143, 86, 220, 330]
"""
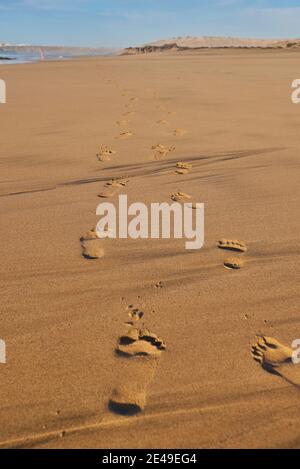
[0, 48, 300, 448]
[123, 36, 300, 55]
[150, 35, 279, 48]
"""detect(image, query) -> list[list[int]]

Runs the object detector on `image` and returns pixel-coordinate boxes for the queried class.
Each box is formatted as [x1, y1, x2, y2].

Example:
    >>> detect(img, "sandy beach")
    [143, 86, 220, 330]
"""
[1, 49, 300, 448]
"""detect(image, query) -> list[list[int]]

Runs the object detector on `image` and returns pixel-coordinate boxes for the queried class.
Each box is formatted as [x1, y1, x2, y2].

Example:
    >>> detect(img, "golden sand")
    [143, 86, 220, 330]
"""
[0, 49, 300, 448]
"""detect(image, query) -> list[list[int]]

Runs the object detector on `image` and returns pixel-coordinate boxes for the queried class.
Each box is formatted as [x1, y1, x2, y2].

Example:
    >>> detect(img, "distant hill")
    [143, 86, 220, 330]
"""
[123, 36, 300, 54]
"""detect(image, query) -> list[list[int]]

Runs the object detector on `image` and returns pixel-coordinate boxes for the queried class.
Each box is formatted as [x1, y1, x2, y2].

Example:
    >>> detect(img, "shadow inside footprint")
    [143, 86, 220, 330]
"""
[109, 385, 146, 414]
[81, 239, 104, 259]
[115, 348, 150, 358]
[262, 362, 281, 375]
[118, 336, 136, 346]
[115, 328, 166, 358]
[109, 326, 166, 415]
[108, 400, 142, 416]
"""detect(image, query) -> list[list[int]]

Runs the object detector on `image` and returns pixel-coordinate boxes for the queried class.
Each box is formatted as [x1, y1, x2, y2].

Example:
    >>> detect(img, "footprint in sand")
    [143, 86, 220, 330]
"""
[218, 239, 247, 253]
[173, 128, 187, 137]
[175, 162, 192, 175]
[97, 187, 117, 198]
[170, 192, 198, 209]
[109, 321, 166, 414]
[122, 111, 135, 117]
[96, 145, 116, 162]
[116, 120, 129, 127]
[170, 191, 192, 203]
[80, 218, 114, 257]
[80, 228, 99, 242]
[109, 385, 146, 415]
[115, 131, 134, 139]
[176, 168, 190, 175]
[151, 144, 175, 160]
[81, 239, 104, 259]
[157, 119, 169, 125]
[116, 328, 166, 358]
[105, 177, 129, 188]
[80, 225, 112, 257]
[98, 177, 129, 198]
[223, 258, 244, 270]
[251, 336, 293, 370]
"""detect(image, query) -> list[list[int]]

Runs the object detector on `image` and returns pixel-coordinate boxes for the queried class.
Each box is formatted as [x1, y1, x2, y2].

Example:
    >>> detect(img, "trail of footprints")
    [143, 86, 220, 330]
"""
[82, 84, 249, 269]
[84, 82, 292, 409]
[80, 88, 140, 259]
[80, 174, 130, 259]
[109, 305, 166, 415]
[155, 101, 186, 138]
[80, 87, 186, 257]
[80, 83, 252, 417]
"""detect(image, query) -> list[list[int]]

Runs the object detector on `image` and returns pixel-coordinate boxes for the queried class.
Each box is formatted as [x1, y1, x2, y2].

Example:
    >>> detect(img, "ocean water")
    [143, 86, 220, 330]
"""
[0, 50, 112, 65]
[0, 50, 47, 64]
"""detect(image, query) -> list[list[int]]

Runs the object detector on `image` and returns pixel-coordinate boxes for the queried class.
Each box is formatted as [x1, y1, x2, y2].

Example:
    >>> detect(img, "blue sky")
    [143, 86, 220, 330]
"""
[1, 0, 300, 47]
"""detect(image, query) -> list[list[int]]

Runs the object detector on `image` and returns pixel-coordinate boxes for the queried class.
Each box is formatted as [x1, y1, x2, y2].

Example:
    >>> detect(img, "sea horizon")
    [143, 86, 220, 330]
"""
[0, 48, 116, 65]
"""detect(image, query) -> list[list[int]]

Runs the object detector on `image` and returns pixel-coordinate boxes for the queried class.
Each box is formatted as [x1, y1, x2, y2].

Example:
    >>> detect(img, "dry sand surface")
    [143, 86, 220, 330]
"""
[0, 49, 300, 448]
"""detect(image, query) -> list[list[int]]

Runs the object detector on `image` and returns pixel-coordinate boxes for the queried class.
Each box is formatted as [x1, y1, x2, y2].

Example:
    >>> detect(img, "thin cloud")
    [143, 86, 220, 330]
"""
[15, 0, 91, 11]
[246, 6, 300, 20]
[97, 11, 144, 21]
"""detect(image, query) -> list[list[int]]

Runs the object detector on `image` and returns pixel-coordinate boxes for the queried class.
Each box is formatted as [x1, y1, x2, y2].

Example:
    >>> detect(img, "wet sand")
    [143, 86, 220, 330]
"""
[0, 49, 300, 448]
